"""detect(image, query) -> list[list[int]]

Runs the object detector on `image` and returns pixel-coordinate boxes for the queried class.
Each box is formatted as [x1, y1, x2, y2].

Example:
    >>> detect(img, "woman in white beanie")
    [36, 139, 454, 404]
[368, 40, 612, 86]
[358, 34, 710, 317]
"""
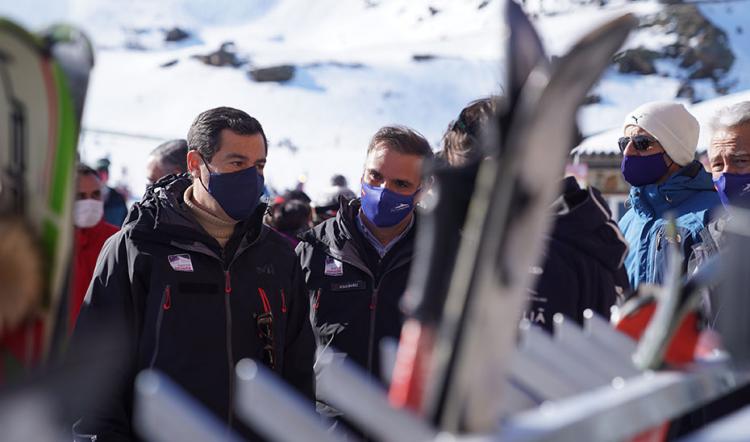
[617, 101, 721, 289]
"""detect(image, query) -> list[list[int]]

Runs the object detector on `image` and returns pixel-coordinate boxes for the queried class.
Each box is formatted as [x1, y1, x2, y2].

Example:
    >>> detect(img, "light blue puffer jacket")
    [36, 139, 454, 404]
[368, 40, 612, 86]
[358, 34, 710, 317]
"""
[618, 161, 721, 289]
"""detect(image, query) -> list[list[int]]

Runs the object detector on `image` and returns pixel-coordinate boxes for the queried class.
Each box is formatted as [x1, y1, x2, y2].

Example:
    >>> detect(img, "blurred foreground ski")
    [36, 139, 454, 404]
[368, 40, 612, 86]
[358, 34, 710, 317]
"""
[418, 4, 637, 432]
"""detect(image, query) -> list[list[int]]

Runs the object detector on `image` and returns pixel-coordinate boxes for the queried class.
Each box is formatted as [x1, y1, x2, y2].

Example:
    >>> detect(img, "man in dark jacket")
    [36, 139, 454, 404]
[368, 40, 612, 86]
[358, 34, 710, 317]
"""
[73, 107, 315, 440]
[525, 177, 630, 331]
[436, 97, 628, 329]
[296, 126, 433, 382]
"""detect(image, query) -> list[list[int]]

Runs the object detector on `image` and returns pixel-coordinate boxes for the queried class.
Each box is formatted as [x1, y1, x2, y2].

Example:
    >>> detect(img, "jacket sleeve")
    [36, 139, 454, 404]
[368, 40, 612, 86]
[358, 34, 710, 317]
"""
[282, 257, 316, 402]
[70, 231, 138, 441]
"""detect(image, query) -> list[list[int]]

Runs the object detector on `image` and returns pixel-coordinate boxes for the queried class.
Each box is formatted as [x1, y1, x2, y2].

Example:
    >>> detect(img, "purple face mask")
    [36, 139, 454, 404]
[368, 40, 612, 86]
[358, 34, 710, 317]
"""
[360, 182, 419, 228]
[621, 154, 669, 187]
[713, 173, 750, 207]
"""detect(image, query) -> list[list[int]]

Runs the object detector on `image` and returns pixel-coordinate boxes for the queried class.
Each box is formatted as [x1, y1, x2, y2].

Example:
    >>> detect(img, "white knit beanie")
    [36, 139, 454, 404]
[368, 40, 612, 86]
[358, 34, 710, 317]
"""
[623, 101, 699, 166]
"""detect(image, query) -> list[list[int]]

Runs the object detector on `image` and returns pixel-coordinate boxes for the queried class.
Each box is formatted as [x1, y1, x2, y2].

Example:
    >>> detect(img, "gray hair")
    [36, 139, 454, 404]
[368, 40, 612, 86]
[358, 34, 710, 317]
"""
[710, 101, 750, 133]
[150, 139, 188, 173]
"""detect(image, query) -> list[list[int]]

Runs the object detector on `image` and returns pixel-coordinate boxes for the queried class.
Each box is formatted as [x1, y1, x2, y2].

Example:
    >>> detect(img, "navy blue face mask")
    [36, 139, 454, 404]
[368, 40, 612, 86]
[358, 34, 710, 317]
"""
[360, 182, 419, 228]
[621, 153, 670, 187]
[713, 173, 750, 207]
[199, 156, 264, 221]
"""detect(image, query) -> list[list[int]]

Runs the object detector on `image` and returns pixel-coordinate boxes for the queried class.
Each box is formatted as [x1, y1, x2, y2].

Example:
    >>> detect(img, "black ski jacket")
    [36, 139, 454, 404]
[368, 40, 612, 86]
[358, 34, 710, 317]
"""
[72, 175, 315, 441]
[526, 177, 630, 331]
[296, 198, 416, 381]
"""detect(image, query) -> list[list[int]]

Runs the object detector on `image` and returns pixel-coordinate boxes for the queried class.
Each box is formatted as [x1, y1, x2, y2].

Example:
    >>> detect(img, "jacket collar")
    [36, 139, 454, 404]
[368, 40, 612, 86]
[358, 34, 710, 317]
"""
[126, 174, 267, 255]
[299, 197, 417, 271]
[629, 161, 715, 217]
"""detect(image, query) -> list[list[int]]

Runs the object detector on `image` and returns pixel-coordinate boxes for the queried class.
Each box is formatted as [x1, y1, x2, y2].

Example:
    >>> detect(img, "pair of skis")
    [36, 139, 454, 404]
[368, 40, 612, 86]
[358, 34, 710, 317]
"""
[0, 18, 94, 377]
[389, 1, 637, 433]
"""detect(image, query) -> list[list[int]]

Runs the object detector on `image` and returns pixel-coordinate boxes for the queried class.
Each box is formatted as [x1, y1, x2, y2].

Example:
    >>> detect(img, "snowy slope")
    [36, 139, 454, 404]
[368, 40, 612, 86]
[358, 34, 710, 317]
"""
[3, 0, 504, 200]
[0, 0, 748, 200]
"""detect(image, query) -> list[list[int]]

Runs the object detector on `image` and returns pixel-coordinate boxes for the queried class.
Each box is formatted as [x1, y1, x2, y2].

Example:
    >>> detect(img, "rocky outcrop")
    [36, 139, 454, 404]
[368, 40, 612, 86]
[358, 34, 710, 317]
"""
[191, 42, 244, 67]
[164, 27, 190, 42]
[249, 65, 296, 82]
[609, 4, 735, 100]
[613, 48, 660, 75]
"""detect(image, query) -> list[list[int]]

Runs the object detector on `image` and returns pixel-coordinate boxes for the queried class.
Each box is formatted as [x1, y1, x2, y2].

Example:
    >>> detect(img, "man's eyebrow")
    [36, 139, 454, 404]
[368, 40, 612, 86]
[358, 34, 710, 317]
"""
[255, 157, 267, 164]
[224, 152, 250, 161]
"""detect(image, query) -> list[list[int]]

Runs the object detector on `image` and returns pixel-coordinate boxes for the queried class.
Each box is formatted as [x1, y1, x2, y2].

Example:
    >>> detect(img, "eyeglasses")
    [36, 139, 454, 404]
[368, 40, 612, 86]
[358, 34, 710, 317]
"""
[618, 135, 658, 153]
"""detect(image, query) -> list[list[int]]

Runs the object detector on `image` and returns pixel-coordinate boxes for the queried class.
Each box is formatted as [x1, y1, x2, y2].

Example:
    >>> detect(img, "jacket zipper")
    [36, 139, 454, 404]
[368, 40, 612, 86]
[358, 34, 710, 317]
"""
[149, 285, 171, 369]
[162, 234, 265, 429]
[224, 270, 234, 428]
[362, 254, 412, 376]
[326, 250, 411, 377]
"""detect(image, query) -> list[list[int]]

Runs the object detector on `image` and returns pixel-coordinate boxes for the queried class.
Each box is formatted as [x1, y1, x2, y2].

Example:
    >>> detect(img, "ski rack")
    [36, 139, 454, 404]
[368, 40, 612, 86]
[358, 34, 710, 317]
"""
[497, 363, 750, 442]
[679, 403, 750, 442]
[130, 308, 750, 442]
[234, 358, 350, 442]
[133, 370, 244, 442]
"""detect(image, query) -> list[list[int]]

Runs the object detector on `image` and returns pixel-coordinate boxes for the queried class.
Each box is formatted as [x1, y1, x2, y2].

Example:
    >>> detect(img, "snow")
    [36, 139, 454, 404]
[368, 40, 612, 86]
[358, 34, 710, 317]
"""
[0, 0, 748, 199]
[1, 0, 504, 202]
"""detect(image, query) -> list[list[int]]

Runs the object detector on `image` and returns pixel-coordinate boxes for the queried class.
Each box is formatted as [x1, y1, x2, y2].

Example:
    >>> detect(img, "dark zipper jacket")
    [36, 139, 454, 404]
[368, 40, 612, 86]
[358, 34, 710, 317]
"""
[72, 175, 315, 441]
[527, 177, 630, 332]
[296, 198, 415, 382]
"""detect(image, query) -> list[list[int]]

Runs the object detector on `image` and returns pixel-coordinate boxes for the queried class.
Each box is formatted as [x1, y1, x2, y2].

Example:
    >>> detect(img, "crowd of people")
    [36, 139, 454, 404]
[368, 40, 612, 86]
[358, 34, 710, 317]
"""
[64, 98, 750, 439]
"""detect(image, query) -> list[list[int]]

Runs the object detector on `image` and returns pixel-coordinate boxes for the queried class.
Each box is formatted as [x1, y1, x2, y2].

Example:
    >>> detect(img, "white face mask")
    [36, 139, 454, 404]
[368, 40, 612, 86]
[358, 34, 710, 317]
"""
[74, 199, 104, 228]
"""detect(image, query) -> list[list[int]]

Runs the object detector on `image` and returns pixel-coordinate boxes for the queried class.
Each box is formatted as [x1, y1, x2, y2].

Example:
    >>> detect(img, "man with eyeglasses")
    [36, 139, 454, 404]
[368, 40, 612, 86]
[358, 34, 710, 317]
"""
[617, 101, 720, 289]
[72, 107, 314, 440]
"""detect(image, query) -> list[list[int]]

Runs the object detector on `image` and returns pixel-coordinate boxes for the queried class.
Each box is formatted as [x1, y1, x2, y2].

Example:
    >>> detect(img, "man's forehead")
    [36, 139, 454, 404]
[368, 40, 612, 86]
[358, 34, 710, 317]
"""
[710, 127, 750, 157]
[624, 125, 652, 137]
[78, 173, 101, 188]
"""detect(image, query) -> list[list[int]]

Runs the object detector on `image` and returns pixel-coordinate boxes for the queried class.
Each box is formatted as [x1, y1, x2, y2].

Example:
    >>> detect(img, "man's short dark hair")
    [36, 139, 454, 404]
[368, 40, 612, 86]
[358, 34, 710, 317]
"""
[440, 96, 502, 167]
[366, 125, 434, 159]
[187, 107, 268, 162]
[78, 164, 100, 179]
[150, 139, 188, 173]
[273, 199, 311, 233]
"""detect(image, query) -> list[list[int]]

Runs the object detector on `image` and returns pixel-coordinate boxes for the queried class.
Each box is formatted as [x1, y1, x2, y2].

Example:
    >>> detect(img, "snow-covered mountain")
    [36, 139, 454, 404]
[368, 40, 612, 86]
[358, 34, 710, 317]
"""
[0, 0, 747, 200]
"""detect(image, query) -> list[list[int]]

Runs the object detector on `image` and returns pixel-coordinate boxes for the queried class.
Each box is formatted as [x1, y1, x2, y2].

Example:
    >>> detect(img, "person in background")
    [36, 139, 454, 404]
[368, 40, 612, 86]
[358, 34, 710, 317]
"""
[271, 198, 313, 248]
[688, 101, 750, 322]
[70, 165, 119, 332]
[617, 101, 720, 289]
[95, 158, 128, 227]
[145, 139, 188, 184]
[436, 97, 628, 330]
[311, 174, 357, 224]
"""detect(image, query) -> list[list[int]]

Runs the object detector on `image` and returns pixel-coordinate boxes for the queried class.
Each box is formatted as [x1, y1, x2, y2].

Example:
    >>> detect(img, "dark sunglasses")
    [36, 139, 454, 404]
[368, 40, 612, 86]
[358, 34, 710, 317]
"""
[618, 135, 657, 153]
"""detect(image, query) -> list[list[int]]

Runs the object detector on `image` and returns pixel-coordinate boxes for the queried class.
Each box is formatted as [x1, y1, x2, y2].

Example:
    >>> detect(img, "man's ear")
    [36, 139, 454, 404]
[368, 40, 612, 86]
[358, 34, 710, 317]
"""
[186, 150, 202, 178]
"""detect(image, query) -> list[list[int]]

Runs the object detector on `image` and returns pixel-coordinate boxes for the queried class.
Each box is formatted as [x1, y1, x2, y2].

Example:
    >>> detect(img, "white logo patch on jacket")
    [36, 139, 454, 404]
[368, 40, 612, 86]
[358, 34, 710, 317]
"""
[168, 254, 194, 272]
[324, 256, 344, 276]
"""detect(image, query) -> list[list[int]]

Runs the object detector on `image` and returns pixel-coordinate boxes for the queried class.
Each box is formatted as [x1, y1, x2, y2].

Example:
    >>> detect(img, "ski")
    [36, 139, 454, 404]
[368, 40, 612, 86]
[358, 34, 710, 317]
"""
[0, 18, 93, 376]
[389, 0, 549, 417]
[416, 3, 637, 432]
